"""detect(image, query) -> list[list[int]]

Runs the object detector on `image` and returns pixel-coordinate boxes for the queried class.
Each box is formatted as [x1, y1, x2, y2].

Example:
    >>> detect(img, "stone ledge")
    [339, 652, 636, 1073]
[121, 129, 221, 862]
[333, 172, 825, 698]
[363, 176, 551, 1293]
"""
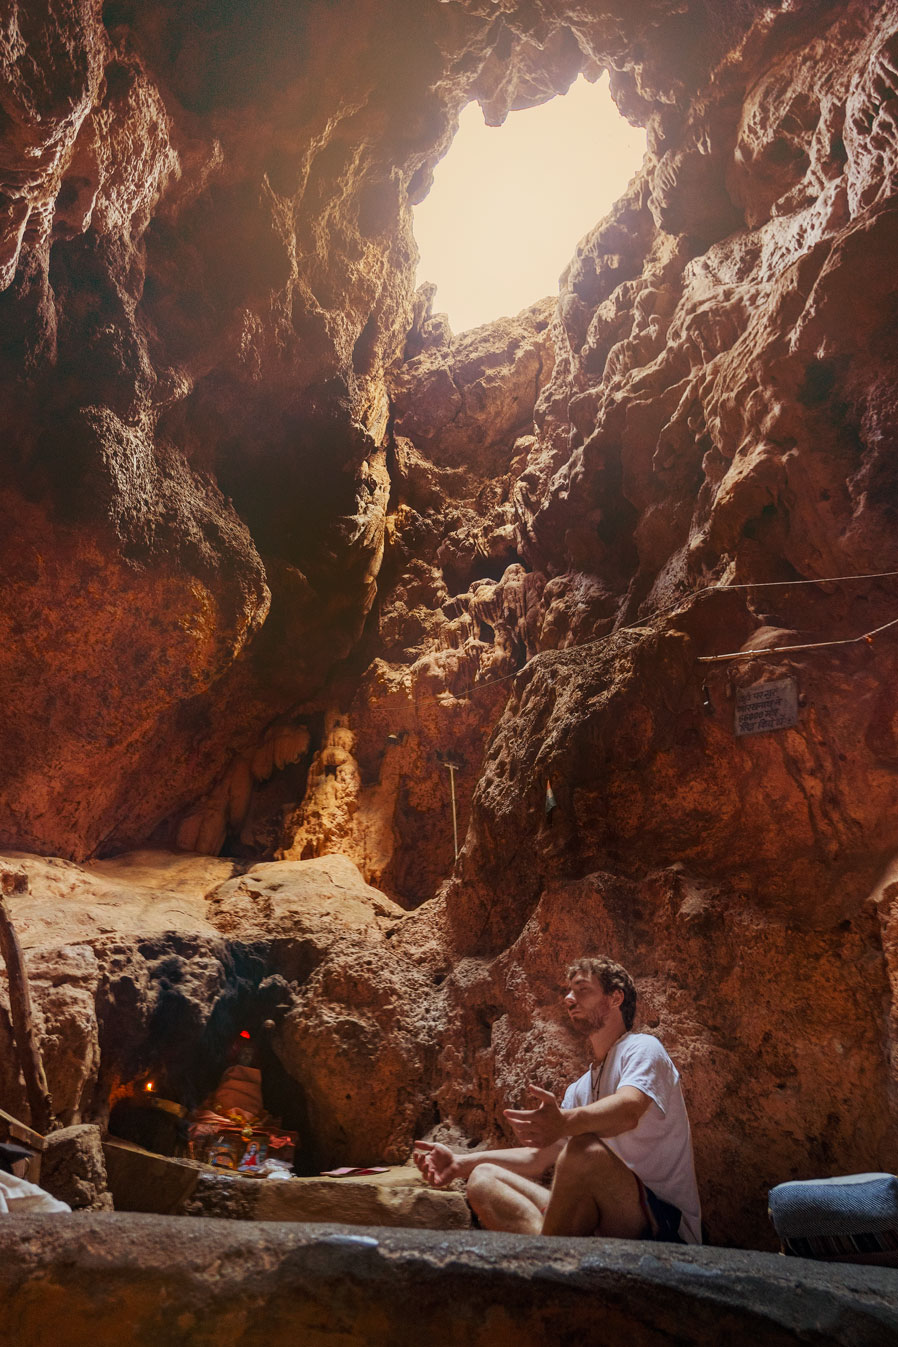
[104, 1140, 470, 1229]
[183, 1164, 471, 1229]
[1, 1214, 897, 1346]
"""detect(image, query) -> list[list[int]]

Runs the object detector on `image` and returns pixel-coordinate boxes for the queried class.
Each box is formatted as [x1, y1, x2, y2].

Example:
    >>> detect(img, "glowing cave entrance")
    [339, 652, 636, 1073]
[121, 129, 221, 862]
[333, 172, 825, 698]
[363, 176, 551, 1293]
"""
[413, 74, 646, 334]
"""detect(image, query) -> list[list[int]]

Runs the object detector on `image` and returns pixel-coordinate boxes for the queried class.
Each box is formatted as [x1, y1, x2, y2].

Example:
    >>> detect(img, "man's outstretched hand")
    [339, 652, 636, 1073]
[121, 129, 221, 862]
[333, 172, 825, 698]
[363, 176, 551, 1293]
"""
[503, 1084, 566, 1147]
[413, 1140, 463, 1188]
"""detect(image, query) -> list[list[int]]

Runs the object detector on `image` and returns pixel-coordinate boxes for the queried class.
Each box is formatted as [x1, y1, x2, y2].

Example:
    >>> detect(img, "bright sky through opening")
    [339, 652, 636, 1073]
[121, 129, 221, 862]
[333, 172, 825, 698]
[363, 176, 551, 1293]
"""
[414, 75, 646, 334]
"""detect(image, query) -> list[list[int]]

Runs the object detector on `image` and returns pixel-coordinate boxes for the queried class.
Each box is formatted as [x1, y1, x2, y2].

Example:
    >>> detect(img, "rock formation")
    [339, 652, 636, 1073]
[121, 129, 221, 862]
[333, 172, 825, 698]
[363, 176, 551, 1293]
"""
[3, 1215, 898, 1347]
[3, 0, 898, 1251]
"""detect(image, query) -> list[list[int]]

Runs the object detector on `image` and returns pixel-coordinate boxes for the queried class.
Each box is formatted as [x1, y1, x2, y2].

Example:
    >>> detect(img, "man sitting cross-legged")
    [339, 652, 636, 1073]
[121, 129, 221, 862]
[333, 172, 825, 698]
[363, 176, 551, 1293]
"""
[414, 956, 702, 1243]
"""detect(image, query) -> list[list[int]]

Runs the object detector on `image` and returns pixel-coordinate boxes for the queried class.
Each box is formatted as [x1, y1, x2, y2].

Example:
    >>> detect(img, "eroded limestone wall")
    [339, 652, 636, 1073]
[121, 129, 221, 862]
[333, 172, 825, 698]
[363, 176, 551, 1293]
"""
[4, 0, 898, 1246]
[0, 0, 582, 859]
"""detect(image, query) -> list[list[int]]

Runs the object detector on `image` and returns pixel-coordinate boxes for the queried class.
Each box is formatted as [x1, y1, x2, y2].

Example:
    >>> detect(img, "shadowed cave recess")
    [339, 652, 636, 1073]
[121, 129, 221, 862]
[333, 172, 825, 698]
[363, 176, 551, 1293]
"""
[3, 0, 898, 1252]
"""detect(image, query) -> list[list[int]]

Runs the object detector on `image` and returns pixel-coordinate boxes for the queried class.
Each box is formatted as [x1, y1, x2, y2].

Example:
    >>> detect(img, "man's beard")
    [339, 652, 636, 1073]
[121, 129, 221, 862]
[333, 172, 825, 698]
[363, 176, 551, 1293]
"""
[571, 1006, 608, 1035]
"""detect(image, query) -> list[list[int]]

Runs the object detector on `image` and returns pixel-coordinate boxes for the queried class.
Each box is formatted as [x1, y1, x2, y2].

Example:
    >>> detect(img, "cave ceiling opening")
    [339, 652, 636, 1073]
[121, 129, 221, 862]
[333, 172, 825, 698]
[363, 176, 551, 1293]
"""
[413, 73, 647, 333]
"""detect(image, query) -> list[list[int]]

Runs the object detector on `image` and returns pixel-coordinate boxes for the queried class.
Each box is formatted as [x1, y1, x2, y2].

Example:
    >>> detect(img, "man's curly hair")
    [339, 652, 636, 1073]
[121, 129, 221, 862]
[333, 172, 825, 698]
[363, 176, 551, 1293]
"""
[566, 956, 637, 1031]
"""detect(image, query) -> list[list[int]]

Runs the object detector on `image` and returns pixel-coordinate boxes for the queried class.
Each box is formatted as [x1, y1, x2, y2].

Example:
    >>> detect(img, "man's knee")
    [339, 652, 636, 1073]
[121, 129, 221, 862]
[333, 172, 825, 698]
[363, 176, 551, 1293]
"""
[556, 1134, 615, 1177]
[465, 1162, 506, 1202]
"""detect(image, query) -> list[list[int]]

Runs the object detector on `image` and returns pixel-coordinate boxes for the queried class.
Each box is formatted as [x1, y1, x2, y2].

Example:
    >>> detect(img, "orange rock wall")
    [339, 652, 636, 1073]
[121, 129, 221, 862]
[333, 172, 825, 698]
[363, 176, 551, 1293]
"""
[4, 0, 898, 1246]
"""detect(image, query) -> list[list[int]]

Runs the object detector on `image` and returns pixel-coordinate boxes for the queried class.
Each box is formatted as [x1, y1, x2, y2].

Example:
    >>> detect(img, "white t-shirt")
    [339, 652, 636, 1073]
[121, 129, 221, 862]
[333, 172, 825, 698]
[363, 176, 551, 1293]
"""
[561, 1032, 702, 1243]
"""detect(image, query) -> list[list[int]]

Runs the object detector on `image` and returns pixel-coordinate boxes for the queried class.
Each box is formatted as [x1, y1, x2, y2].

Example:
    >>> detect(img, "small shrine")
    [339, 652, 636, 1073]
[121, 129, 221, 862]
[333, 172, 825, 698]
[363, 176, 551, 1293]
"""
[108, 1024, 299, 1179]
[187, 1030, 297, 1175]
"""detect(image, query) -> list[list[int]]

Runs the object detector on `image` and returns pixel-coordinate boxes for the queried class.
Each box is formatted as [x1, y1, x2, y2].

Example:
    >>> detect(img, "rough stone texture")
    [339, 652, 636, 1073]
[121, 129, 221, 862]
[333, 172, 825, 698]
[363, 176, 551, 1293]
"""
[40, 1122, 112, 1210]
[0, 849, 418, 1173]
[276, 298, 555, 900]
[0, 0, 580, 864]
[1, 1215, 898, 1347]
[6, 0, 898, 1261]
[103, 1141, 470, 1228]
[184, 1164, 470, 1230]
[269, 0, 898, 1251]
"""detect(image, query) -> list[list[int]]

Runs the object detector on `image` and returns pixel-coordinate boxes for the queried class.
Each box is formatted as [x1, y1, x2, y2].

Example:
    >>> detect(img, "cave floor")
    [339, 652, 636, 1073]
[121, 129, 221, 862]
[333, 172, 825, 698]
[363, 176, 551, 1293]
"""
[2, 1213, 896, 1346]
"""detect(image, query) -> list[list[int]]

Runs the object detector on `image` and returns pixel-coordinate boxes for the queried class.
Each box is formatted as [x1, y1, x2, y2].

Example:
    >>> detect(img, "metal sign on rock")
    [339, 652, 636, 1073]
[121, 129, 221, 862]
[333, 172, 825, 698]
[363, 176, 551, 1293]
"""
[734, 677, 799, 737]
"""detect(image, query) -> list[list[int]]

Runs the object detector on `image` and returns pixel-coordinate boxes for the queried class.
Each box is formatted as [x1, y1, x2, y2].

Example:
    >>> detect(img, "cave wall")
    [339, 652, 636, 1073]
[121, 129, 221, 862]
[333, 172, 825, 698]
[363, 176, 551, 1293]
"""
[0, 0, 585, 859]
[409, 0, 898, 1247]
[5, 0, 898, 1248]
[0, 0, 745, 865]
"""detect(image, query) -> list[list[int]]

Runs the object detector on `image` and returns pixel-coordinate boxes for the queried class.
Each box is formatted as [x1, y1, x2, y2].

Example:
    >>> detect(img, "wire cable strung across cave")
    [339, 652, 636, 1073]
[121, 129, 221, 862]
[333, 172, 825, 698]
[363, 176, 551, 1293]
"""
[449, 567, 898, 698]
[695, 612, 898, 663]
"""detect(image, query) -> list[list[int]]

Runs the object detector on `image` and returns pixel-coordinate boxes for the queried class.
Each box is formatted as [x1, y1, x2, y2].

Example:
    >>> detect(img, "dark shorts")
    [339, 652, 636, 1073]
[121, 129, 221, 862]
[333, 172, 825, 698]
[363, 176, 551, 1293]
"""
[635, 1175, 686, 1243]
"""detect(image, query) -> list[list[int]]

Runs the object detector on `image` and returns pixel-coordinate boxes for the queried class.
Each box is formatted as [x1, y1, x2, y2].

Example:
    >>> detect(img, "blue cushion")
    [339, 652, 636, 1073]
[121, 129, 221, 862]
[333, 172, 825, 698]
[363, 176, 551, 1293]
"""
[769, 1173, 898, 1262]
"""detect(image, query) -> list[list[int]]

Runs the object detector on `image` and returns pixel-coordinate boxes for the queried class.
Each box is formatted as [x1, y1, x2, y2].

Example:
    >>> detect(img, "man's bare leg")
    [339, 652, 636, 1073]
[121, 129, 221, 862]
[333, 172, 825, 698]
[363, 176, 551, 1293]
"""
[541, 1135, 648, 1238]
[465, 1163, 550, 1233]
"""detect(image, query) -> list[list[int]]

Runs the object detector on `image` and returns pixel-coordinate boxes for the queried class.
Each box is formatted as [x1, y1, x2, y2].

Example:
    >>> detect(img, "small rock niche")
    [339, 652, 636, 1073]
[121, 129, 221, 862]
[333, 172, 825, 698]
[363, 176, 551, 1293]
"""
[101, 942, 313, 1174]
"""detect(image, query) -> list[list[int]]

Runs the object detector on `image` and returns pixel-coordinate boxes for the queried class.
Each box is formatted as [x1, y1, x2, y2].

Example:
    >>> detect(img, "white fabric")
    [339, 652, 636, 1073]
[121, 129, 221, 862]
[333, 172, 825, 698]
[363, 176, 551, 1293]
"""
[0, 1170, 70, 1215]
[561, 1031, 702, 1243]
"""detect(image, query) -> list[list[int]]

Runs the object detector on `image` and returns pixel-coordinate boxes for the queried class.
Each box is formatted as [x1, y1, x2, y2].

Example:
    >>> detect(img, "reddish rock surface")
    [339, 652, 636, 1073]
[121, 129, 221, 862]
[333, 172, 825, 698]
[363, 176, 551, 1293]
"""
[2, 1215, 897, 1347]
[3, 0, 898, 1252]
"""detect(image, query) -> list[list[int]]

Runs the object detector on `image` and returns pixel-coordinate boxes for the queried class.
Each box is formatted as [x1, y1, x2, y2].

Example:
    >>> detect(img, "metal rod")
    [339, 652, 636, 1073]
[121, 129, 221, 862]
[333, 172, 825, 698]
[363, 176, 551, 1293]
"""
[447, 763, 459, 860]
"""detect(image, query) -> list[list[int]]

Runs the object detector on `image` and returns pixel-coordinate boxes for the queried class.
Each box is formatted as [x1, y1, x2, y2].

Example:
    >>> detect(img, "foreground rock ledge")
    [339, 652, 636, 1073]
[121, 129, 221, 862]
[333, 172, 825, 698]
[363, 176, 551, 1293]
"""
[2, 1215, 897, 1346]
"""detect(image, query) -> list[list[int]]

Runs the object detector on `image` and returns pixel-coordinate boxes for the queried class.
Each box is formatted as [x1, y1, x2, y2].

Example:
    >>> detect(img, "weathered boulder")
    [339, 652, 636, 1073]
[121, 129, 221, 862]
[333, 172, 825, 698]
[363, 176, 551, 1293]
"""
[1, 1215, 897, 1347]
[40, 1123, 112, 1211]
